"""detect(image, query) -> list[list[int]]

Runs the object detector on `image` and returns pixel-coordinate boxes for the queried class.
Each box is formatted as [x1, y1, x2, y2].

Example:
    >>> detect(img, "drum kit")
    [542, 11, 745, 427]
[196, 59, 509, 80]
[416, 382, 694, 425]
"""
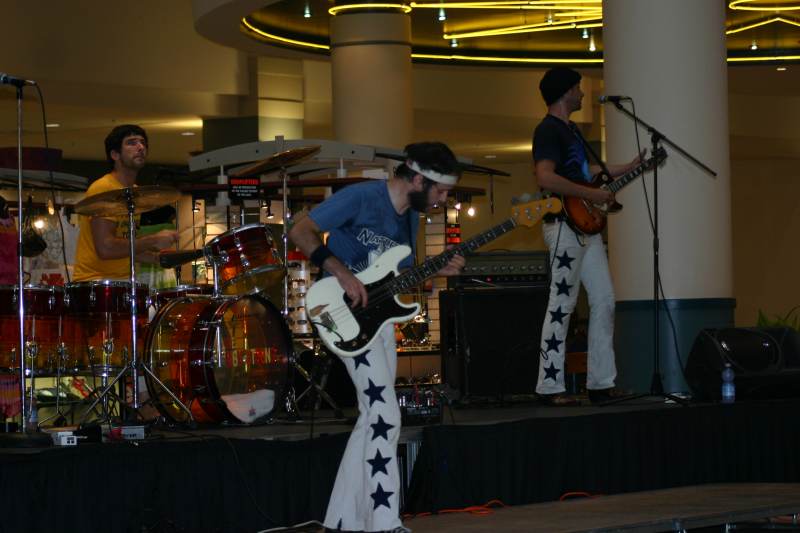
[5, 145, 344, 430]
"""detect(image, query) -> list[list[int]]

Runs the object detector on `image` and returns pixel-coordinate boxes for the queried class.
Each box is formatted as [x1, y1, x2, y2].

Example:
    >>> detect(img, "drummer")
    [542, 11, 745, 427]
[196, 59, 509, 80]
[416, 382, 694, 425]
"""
[73, 125, 178, 282]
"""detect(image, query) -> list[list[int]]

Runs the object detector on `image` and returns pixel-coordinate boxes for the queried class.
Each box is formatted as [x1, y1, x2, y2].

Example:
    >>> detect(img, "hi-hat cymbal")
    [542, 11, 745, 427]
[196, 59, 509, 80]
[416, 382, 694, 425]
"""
[74, 185, 181, 217]
[229, 145, 321, 178]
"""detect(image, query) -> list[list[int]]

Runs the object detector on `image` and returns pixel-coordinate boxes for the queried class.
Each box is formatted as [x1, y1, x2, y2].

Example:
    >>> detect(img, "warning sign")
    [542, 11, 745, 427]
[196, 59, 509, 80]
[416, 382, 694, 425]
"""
[228, 176, 261, 201]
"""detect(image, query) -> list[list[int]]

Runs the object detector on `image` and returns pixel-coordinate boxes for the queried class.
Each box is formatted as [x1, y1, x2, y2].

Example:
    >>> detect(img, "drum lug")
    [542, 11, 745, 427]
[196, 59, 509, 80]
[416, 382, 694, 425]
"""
[123, 291, 131, 307]
[219, 250, 229, 264]
[63, 292, 70, 307]
[89, 289, 97, 306]
[239, 253, 250, 268]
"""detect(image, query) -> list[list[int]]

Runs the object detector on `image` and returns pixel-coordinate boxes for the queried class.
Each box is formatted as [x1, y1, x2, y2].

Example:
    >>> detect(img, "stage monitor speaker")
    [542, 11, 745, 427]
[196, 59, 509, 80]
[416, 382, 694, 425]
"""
[685, 327, 800, 401]
[440, 287, 548, 398]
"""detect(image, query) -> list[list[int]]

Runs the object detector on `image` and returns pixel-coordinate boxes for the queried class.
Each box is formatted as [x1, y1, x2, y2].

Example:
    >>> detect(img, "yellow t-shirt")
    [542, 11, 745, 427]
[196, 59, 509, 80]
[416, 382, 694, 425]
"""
[73, 173, 139, 282]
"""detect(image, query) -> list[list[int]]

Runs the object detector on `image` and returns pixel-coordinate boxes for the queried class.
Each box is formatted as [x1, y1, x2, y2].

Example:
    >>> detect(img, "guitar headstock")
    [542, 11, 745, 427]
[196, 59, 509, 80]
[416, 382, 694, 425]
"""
[511, 197, 563, 228]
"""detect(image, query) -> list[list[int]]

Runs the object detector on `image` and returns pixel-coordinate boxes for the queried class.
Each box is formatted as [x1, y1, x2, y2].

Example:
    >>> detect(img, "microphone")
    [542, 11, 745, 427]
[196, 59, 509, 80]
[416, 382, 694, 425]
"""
[0, 73, 36, 87]
[598, 95, 631, 104]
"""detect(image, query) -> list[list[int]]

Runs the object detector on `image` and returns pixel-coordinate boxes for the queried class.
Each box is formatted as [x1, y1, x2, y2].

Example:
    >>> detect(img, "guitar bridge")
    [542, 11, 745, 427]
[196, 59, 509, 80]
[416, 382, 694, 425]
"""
[319, 312, 336, 333]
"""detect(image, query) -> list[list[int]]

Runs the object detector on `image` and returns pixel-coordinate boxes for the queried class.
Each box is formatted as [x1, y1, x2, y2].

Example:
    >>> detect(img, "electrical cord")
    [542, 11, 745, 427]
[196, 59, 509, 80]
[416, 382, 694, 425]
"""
[32, 84, 71, 284]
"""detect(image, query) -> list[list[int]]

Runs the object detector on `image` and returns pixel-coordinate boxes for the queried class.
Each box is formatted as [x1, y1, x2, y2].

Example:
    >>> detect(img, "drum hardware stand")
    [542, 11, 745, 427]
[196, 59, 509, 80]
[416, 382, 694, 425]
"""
[79, 189, 195, 427]
[37, 343, 75, 427]
[293, 345, 343, 418]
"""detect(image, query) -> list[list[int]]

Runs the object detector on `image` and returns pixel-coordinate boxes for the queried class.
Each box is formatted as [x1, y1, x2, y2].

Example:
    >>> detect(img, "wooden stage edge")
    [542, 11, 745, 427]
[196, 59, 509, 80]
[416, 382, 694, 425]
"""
[401, 483, 800, 533]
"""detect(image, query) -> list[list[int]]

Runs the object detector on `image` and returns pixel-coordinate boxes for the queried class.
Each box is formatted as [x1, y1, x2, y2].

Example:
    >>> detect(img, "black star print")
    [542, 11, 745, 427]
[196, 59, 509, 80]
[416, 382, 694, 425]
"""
[363, 379, 386, 407]
[555, 278, 572, 296]
[549, 306, 568, 325]
[337, 519, 342, 530]
[556, 251, 575, 270]
[371, 414, 394, 441]
[543, 362, 560, 382]
[353, 350, 371, 370]
[371, 482, 393, 510]
[544, 333, 562, 354]
[367, 448, 392, 477]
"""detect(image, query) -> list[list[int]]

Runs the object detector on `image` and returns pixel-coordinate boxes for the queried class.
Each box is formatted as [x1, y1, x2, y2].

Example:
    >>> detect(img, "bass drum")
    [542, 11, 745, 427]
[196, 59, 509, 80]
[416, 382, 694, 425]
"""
[144, 294, 290, 424]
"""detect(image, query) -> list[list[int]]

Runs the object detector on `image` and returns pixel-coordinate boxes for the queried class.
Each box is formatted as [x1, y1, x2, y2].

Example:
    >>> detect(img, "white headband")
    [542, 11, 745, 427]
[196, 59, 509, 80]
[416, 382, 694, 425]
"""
[407, 160, 458, 186]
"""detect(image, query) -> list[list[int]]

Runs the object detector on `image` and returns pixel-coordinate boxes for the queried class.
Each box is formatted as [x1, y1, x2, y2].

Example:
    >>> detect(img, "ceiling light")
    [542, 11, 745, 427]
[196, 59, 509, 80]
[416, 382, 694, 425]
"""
[304, 3, 311, 18]
[484, 154, 496, 159]
[451, 38, 458, 47]
[328, 3, 413, 15]
[454, 201, 462, 210]
[438, 7, 446, 21]
[33, 218, 46, 230]
[47, 198, 55, 216]
[729, 0, 800, 12]
[467, 206, 475, 217]
[581, 28, 588, 39]
[426, 216, 432, 223]
[750, 40, 758, 50]
[589, 32, 596, 52]
[181, 131, 196, 136]
[777, 66, 788, 71]
[46, 123, 60, 128]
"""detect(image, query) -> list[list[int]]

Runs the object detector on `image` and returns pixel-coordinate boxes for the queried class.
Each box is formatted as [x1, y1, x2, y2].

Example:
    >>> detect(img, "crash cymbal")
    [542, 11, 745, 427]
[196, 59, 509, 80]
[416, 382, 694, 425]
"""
[74, 185, 181, 217]
[229, 145, 321, 178]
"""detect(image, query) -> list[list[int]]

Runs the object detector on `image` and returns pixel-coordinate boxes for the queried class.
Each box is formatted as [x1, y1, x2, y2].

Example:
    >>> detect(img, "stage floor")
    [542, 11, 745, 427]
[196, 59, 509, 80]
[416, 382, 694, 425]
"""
[164, 394, 683, 443]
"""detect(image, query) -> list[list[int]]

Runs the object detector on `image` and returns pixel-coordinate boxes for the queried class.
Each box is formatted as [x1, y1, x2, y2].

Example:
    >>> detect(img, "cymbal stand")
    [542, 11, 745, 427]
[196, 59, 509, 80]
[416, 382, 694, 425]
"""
[81, 189, 194, 425]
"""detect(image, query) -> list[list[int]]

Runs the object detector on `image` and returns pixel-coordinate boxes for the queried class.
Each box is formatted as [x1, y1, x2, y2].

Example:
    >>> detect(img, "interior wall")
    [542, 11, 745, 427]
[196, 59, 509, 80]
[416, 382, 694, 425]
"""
[729, 158, 800, 327]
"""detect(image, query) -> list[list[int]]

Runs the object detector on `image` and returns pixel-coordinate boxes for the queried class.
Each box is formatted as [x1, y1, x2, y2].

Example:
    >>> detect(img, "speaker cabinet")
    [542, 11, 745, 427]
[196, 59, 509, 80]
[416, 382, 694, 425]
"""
[440, 287, 548, 398]
[685, 327, 800, 401]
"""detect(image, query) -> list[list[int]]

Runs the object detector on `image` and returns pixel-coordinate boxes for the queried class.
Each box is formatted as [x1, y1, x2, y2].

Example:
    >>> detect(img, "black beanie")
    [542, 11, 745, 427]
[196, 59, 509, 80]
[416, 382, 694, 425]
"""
[539, 67, 582, 106]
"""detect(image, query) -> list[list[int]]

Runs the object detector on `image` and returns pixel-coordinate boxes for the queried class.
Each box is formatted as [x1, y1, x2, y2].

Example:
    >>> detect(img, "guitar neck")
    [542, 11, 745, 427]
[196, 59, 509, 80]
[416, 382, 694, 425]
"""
[606, 163, 648, 194]
[388, 217, 518, 295]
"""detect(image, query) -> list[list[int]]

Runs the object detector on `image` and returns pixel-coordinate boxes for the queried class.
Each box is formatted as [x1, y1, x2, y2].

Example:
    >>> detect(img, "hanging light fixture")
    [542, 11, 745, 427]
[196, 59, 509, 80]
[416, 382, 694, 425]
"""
[451, 38, 458, 48]
[467, 205, 475, 217]
[303, 3, 311, 18]
[582, 28, 589, 39]
[750, 40, 758, 50]
[438, 7, 446, 21]
[589, 31, 596, 52]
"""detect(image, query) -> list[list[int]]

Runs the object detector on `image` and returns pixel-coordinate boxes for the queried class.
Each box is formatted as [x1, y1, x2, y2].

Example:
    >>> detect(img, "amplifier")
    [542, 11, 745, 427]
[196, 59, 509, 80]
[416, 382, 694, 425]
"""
[448, 250, 550, 288]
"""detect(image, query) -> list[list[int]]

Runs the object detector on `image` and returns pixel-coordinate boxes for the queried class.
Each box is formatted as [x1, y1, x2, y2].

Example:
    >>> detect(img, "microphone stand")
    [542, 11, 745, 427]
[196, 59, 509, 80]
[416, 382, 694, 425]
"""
[603, 101, 716, 405]
[14, 84, 30, 432]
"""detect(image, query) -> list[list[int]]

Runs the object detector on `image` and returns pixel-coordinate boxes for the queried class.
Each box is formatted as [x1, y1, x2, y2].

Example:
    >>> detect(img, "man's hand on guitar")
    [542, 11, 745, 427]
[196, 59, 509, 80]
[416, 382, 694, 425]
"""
[628, 149, 648, 172]
[585, 187, 615, 206]
[436, 250, 466, 277]
[335, 269, 369, 308]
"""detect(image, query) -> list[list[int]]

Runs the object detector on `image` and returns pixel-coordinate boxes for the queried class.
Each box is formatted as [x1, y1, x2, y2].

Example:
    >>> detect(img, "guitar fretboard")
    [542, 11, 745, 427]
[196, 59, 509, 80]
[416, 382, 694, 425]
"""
[387, 217, 518, 295]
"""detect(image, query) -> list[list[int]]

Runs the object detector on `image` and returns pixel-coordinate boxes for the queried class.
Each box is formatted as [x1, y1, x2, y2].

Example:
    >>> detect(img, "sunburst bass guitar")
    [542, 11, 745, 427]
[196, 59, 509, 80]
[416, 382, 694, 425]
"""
[305, 198, 562, 358]
[562, 147, 667, 235]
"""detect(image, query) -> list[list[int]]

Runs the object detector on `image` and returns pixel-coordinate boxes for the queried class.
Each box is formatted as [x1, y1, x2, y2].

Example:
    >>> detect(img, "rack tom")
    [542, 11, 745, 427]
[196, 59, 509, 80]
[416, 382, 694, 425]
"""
[204, 224, 285, 295]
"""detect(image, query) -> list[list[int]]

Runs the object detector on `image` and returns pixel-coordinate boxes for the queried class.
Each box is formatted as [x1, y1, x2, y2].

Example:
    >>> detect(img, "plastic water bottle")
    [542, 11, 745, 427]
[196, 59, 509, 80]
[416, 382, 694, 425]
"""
[721, 363, 735, 404]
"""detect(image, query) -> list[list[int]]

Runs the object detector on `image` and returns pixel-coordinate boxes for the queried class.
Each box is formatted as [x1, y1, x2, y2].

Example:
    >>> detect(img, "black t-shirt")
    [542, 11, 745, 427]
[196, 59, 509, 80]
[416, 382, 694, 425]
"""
[532, 114, 592, 185]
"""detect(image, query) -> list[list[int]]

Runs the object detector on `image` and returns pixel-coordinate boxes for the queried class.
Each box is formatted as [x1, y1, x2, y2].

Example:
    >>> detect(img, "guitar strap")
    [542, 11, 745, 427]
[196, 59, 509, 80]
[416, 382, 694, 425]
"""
[569, 123, 613, 180]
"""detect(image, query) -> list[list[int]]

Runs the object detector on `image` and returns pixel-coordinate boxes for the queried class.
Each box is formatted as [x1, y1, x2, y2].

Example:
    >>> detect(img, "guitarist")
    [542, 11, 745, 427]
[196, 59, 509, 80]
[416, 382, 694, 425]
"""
[532, 67, 643, 406]
[288, 141, 465, 533]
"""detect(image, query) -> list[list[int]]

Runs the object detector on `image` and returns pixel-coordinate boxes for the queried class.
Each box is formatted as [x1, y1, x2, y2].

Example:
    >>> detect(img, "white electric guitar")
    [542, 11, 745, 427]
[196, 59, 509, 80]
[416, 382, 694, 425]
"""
[305, 198, 562, 358]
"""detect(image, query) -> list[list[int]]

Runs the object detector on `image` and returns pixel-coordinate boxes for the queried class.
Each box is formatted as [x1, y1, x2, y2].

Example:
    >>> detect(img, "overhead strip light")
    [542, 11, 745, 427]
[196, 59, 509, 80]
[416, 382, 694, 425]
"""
[241, 17, 330, 50]
[726, 16, 800, 34]
[729, 0, 800, 11]
[329, 3, 413, 15]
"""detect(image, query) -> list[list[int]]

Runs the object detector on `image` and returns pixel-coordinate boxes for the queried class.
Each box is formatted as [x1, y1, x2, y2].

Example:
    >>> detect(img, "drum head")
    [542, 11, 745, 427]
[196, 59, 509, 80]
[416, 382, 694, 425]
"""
[145, 295, 290, 424]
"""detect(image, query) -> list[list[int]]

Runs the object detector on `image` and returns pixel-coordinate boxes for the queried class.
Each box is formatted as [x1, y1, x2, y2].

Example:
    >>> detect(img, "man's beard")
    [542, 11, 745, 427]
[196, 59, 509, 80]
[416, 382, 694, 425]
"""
[408, 189, 429, 212]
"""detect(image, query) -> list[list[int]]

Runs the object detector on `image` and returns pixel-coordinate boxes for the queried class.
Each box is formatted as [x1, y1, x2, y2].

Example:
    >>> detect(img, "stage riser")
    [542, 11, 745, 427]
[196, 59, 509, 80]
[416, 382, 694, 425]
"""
[405, 399, 800, 513]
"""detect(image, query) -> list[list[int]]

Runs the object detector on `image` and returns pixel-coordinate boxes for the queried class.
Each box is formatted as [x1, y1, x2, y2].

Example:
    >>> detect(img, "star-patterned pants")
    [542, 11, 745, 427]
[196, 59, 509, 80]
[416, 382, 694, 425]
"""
[536, 221, 617, 395]
[324, 323, 403, 532]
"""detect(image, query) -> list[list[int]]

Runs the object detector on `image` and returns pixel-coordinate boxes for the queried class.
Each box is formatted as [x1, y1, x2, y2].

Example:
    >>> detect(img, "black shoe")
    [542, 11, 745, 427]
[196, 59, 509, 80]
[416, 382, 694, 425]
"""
[537, 392, 580, 406]
[588, 387, 626, 405]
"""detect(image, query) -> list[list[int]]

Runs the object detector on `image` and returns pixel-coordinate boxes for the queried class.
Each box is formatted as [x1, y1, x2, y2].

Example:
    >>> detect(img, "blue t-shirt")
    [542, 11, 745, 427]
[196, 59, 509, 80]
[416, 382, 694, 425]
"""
[532, 114, 592, 184]
[308, 180, 419, 274]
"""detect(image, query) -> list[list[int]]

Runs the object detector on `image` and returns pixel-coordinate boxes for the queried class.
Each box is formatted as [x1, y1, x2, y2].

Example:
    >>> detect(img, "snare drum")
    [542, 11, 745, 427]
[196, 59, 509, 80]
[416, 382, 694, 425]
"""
[204, 224, 285, 295]
[151, 284, 213, 310]
[63, 280, 149, 374]
[144, 294, 290, 424]
[0, 285, 64, 375]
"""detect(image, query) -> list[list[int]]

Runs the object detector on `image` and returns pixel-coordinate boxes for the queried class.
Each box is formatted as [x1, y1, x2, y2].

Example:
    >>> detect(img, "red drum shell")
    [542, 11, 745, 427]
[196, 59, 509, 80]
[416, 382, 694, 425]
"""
[0, 285, 64, 374]
[204, 224, 285, 295]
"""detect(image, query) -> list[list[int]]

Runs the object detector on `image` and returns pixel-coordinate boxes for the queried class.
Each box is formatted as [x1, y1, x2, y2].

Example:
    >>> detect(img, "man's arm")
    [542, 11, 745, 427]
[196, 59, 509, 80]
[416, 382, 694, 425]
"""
[91, 218, 177, 264]
[536, 160, 613, 204]
[288, 214, 369, 308]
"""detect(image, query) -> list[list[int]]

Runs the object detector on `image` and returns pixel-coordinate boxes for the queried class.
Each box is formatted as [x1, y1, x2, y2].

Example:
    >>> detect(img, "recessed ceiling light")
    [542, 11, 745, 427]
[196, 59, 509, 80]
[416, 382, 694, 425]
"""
[181, 131, 196, 136]
[46, 123, 60, 128]
[484, 155, 497, 159]
[777, 66, 788, 71]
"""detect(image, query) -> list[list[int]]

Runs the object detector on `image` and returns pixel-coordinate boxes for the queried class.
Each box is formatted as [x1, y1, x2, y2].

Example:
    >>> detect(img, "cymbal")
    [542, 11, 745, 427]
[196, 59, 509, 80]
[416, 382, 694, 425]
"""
[229, 145, 321, 178]
[74, 185, 181, 217]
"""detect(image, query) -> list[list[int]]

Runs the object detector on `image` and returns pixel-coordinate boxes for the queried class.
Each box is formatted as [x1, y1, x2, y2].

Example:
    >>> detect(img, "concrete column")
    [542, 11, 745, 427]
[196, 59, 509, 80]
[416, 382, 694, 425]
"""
[603, 0, 734, 393]
[330, 11, 413, 148]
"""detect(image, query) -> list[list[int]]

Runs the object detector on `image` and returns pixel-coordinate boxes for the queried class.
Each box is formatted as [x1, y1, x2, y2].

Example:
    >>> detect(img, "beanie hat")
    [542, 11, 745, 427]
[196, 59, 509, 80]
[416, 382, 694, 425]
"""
[539, 67, 582, 106]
